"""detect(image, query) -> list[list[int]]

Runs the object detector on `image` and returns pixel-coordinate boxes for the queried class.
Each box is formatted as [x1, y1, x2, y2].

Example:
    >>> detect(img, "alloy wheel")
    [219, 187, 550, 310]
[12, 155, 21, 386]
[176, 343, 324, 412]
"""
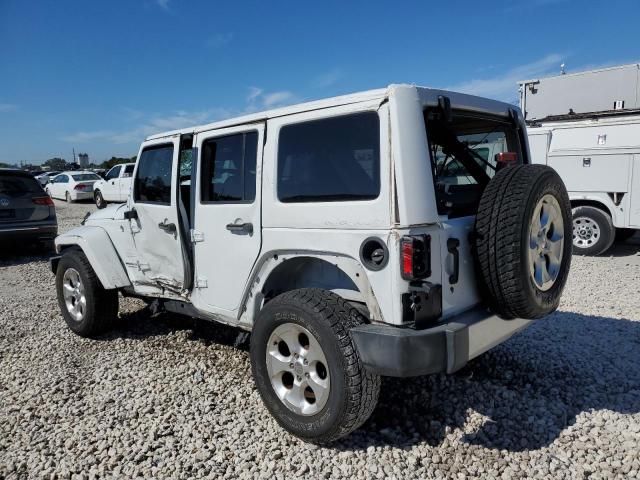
[528, 194, 565, 291]
[62, 268, 86, 322]
[266, 323, 330, 416]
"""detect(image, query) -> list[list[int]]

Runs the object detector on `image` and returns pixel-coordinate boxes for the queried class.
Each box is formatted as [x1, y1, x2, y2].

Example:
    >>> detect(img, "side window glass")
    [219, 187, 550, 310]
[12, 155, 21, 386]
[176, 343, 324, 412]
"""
[134, 145, 174, 204]
[277, 112, 380, 202]
[123, 164, 134, 178]
[106, 166, 121, 180]
[200, 131, 258, 203]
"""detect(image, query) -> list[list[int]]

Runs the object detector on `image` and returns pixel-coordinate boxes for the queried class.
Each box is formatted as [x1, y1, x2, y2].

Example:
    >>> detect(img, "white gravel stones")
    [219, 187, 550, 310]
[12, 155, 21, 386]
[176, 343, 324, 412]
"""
[1, 200, 639, 479]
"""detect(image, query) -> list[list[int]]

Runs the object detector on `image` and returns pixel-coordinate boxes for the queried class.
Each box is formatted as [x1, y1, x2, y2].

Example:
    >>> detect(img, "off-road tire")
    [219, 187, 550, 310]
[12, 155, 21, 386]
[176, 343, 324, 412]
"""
[572, 206, 615, 256]
[615, 227, 636, 243]
[250, 288, 380, 444]
[94, 190, 107, 209]
[474, 164, 572, 319]
[56, 248, 118, 337]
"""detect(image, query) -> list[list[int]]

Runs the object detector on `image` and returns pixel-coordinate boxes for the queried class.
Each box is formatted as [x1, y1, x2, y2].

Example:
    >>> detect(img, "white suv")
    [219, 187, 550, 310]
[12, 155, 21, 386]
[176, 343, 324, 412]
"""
[51, 85, 572, 443]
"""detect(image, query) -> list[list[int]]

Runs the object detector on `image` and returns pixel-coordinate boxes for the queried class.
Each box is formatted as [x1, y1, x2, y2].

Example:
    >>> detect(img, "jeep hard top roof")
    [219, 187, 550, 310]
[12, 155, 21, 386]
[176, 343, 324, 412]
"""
[145, 84, 518, 141]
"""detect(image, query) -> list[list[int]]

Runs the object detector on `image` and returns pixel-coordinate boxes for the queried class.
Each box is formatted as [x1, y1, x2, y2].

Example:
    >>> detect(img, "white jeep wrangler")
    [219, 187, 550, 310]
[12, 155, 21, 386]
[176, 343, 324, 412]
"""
[51, 85, 572, 443]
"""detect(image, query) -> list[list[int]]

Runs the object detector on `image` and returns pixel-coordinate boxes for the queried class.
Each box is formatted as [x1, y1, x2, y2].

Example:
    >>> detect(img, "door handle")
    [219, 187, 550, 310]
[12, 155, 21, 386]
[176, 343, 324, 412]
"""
[158, 219, 177, 235]
[447, 238, 460, 285]
[226, 221, 253, 235]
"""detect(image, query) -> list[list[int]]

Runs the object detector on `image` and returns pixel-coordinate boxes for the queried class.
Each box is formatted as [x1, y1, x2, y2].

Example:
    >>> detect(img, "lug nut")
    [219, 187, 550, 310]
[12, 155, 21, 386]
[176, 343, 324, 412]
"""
[305, 373, 310, 378]
[297, 376, 302, 382]
[303, 359, 308, 365]
[289, 363, 294, 369]
[294, 353, 299, 359]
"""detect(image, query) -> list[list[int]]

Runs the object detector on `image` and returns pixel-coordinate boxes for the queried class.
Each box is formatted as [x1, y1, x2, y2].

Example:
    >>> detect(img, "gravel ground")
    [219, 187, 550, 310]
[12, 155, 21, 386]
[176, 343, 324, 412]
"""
[1, 200, 639, 479]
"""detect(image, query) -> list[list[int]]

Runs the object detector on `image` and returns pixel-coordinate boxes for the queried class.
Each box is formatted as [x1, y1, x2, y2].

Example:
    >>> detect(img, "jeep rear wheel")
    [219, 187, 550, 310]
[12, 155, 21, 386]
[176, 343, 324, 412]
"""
[56, 248, 118, 337]
[474, 164, 572, 319]
[250, 288, 380, 444]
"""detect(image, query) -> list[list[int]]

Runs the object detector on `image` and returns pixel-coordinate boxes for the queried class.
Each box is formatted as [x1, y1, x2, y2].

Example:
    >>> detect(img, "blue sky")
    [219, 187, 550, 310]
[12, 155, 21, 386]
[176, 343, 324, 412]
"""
[1, 0, 639, 164]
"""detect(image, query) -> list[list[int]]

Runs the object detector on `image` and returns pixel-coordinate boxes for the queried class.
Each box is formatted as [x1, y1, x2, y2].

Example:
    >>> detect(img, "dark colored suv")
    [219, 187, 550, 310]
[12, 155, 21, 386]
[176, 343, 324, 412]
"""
[0, 169, 58, 247]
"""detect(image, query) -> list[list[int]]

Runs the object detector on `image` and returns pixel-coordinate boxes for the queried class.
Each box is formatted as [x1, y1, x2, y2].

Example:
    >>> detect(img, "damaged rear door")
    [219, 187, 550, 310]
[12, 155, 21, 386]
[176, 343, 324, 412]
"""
[128, 136, 186, 293]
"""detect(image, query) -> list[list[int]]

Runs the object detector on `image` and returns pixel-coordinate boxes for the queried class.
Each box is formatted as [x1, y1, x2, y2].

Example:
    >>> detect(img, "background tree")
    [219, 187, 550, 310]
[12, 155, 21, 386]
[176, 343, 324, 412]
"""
[43, 157, 67, 171]
[100, 155, 136, 170]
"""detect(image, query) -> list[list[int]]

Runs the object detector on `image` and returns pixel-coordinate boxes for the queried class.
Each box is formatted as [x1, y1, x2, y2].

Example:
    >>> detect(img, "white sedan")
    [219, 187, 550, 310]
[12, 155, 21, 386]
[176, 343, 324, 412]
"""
[45, 171, 103, 202]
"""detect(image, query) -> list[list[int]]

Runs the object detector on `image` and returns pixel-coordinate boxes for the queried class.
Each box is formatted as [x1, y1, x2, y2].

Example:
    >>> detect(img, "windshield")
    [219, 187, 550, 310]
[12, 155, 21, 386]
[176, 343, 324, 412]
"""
[72, 173, 101, 181]
[424, 109, 523, 218]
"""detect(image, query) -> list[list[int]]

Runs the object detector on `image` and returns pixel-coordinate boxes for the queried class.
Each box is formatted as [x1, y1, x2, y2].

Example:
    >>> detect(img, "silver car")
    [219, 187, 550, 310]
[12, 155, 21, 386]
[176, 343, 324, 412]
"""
[0, 169, 58, 247]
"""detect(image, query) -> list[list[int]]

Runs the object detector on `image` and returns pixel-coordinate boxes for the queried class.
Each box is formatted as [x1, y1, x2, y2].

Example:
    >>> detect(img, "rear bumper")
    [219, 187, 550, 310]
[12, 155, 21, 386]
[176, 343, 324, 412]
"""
[71, 191, 94, 200]
[351, 308, 532, 377]
[0, 223, 58, 241]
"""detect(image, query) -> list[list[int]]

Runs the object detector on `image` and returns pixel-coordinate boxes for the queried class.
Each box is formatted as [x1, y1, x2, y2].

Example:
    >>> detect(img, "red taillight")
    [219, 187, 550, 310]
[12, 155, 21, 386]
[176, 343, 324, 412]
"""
[495, 152, 518, 165]
[74, 184, 88, 191]
[401, 239, 414, 279]
[400, 235, 430, 280]
[32, 196, 54, 206]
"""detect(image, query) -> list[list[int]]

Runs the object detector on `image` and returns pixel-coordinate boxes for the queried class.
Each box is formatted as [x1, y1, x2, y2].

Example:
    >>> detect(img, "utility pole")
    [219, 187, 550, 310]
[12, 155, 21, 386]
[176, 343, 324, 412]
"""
[72, 147, 76, 165]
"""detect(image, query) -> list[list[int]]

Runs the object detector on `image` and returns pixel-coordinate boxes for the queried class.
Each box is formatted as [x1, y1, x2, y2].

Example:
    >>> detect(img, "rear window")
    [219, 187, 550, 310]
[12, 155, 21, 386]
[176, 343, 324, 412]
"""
[0, 174, 43, 197]
[277, 112, 380, 203]
[72, 173, 101, 181]
[424, 109, 523, 218]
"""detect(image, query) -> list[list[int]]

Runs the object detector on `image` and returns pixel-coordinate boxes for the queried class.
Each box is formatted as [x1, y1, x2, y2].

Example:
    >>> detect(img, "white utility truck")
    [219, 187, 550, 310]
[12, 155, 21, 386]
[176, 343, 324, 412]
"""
[51, 85, 572, 443]
[520, 64, 640, 255]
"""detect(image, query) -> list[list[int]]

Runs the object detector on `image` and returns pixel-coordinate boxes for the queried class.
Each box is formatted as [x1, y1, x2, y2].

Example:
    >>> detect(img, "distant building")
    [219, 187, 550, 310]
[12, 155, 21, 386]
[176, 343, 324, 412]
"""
[77, 153, 89, 168]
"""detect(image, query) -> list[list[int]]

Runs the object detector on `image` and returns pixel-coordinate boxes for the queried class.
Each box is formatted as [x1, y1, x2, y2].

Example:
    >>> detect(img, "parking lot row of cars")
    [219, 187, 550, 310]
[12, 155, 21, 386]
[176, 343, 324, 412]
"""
[0, 164, 134, 248]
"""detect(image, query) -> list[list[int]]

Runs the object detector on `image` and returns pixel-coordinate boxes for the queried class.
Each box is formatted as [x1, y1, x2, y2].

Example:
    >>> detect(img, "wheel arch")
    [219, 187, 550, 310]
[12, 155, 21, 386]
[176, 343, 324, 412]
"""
[240, 252, 383, 327]
[569, 194, 626, 227]
[54, 226, 131, 289]
[570, 199, 613, 218]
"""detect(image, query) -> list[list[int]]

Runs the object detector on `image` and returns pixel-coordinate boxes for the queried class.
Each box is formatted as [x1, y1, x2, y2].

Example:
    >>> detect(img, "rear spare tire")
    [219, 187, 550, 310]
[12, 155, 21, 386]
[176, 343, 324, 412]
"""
[474, 164, 572, 319]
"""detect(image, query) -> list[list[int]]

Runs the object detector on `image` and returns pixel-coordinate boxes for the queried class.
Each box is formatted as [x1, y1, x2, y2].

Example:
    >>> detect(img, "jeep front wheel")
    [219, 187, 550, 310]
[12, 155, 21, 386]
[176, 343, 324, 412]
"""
[250, 289, 380, 444]
[475, 164, 573, 319]
[56, 248, 118, 337]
